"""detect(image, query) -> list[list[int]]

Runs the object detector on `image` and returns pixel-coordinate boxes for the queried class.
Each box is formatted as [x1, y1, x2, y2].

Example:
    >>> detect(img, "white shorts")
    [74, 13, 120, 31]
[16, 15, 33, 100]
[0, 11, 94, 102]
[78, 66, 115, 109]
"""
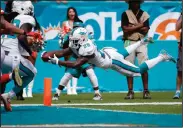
[2, 51, 37, 77]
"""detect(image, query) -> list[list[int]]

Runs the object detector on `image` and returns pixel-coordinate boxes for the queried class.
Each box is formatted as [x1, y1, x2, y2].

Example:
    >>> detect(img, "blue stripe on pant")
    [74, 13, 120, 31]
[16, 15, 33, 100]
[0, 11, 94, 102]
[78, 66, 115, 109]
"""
[112, 59, 149, 74]
[12, 62, 35, 94]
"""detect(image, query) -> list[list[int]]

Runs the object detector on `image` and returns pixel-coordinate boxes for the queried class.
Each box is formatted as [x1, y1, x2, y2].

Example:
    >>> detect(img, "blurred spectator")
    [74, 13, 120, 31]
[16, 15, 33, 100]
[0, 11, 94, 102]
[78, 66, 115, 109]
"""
[121, 0, 151, 99]
[173, 13, 182, 99]
[59, 7, 83, 95]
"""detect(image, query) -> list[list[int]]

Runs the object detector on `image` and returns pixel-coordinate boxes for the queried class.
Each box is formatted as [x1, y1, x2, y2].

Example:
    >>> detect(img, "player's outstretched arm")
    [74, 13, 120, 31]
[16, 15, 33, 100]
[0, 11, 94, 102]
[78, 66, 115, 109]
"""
[41, 48, 72, 62]
[0, 15, 25, 35]
[18, 23, 34, 55]
[49, 55, 89, 68]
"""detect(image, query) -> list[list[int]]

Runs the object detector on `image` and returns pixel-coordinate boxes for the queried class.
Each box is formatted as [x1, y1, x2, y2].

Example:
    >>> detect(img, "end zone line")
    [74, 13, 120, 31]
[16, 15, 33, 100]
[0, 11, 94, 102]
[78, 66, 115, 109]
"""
[10, 102, 182, 106]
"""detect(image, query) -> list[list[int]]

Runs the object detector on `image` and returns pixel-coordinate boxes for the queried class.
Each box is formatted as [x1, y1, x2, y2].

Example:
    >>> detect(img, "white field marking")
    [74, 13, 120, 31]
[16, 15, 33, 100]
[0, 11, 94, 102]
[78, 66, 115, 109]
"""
[1, 124, 132, 127]
[10, 102, 181, 107]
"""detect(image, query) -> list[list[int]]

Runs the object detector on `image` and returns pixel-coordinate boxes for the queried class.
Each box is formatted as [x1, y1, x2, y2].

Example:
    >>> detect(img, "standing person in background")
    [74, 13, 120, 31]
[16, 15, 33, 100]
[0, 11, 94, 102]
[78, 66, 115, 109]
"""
[173, 13, 182, 99]
[59, 7, 82, 95]
[121, 0, 151, 99]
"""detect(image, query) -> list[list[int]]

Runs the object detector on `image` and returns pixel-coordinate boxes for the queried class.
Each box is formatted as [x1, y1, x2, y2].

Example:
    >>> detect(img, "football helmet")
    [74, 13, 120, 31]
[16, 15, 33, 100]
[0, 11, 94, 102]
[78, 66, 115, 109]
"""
[12, 1, 34, 16]
[69, 27, 88, 49]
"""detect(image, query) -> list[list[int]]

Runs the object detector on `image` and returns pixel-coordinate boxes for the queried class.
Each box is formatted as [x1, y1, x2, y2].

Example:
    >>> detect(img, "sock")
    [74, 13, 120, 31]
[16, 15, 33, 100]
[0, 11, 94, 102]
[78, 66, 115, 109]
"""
[56, 87, 62, 96]
[125, 41, 141, 57]
[93, 87, 100, 94]
[143, 56, 163, 70]
[67, 80, 71, 90]
[0, 74, 10, 84]
[86, 68, 99, 89]
[72, 77, 78, 89]
[28, 79, 34, 90]
[59, 73, 73, 87]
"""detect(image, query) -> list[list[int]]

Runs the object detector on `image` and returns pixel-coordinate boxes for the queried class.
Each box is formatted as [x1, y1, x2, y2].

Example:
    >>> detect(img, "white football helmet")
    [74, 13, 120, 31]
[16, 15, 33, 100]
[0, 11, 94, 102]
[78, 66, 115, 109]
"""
[12, 1, 34, 15]
[69, 27, 88, 49]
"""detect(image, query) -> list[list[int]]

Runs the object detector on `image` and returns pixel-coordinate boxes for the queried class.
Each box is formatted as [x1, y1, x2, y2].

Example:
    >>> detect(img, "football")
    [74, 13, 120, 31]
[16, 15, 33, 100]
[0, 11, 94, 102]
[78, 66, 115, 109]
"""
[41, 52, 50, 62]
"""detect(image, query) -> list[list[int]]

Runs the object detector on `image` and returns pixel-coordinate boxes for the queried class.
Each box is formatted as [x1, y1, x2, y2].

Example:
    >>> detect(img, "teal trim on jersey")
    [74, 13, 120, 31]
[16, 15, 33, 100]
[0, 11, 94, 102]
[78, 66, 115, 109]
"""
[12, 19, 21, 28]
[19, 62, 34, 78]
[99, 50, 105, 58]
[139, 62, 149, 74]
[7, 35, 16, 39]
[112, 59, 141, 73]
[6, 19, 21, 39]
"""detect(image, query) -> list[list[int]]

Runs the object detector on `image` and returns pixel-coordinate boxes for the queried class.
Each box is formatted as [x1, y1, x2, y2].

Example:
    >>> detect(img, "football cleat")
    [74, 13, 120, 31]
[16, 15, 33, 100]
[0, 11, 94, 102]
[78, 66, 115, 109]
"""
[173, 92, 180, 99]
[143, 90, 151, 99]
[93, 93, 102, 101]
[67, 88, 72, 95]
[71, 88, 78, 95]
[52, 93, 59, 101]
[1, 93, 12, 112]
[124, 90, 134, 100]
[159, 50, 176, 63]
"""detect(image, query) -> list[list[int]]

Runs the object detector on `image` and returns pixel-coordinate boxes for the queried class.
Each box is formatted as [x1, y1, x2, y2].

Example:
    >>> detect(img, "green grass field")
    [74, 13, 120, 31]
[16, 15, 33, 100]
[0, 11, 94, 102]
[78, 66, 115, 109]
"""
[11, 91, 182, 114]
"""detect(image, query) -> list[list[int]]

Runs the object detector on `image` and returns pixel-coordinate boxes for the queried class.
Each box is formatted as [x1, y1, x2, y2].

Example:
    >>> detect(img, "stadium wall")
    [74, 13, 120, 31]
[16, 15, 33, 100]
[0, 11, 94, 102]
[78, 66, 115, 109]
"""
[1, 1, 181, 92]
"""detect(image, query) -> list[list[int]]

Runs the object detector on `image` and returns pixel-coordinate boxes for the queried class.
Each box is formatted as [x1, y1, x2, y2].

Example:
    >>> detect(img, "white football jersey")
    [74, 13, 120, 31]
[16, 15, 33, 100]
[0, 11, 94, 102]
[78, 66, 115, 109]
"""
[1, 14, 36, 55]
[70, 39, 112, 69]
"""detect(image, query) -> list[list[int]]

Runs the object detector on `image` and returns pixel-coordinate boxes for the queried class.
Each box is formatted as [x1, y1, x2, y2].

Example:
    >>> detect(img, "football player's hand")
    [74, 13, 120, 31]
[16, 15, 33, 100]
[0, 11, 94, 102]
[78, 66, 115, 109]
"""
[48, 54, 59, 65]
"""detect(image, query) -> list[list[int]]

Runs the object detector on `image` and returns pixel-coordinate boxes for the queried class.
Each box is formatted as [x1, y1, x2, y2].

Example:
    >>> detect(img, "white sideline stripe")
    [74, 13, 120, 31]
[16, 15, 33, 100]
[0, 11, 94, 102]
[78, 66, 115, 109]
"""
[1, 124, 131, 127]
[11, 102, 181, 106]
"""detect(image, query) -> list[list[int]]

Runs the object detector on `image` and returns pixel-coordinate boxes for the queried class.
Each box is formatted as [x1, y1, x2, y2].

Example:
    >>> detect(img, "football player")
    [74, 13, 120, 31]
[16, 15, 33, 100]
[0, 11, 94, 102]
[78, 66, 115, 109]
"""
[42, 27, 176, 91]
[51, 22, 102, 100]
[1, 1, 44, 112]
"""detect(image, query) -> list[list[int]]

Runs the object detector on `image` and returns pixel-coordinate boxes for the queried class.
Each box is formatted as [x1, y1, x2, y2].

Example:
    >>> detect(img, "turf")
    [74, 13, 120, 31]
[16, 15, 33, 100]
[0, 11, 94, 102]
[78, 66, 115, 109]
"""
[71, 105, 182, 114]
[11, 91, 182, 103]
[10, 92, 182, 114]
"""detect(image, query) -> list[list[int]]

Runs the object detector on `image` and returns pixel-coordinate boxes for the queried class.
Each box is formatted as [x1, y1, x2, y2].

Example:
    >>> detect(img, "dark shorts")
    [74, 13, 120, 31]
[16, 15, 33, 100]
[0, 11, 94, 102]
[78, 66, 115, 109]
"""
[177, 48, 182, 72]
